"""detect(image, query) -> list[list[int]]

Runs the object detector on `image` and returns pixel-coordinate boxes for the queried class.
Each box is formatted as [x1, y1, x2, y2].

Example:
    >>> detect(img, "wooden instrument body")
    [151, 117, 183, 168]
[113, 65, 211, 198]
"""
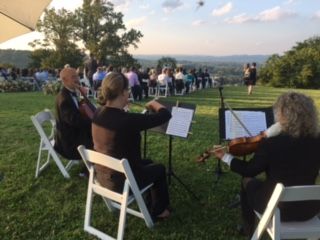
[78, 87, 96, 120]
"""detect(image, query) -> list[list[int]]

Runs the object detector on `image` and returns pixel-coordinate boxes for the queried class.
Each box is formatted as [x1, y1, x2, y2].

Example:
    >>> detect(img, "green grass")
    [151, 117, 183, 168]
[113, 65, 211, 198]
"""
[0, 86, 319, 240]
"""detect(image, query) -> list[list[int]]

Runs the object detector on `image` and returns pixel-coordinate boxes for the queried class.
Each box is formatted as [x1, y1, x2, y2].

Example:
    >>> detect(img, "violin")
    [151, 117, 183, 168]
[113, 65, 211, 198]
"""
[196, 131, 267, 162]
[78, 87, 96, 120]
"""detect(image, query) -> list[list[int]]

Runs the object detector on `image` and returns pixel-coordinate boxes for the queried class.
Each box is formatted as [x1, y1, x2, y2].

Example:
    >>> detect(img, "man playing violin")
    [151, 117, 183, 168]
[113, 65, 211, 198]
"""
[214, 92, 320, 237]
[54, 67, 93, 162]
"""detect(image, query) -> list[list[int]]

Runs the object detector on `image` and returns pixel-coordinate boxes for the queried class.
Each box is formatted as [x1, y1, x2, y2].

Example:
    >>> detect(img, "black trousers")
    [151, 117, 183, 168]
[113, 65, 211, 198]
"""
[136, 159, 170, 217]
[131, 85, 142, 101]
[240, 178, 263, 235]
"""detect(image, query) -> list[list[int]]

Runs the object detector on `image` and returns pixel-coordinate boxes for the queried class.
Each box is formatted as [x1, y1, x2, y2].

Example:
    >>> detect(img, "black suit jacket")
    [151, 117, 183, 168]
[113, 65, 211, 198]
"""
[231, 134, 320, 221]
[54, 87, 93, 159]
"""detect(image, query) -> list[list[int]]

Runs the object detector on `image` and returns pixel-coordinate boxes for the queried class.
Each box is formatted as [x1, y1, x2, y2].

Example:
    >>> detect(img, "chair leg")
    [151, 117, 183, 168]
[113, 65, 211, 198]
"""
[50, 150, 71, 178]
[101, 196, 117, 212]
[35, 141, 43, 178]
[35, 140, 50, 178]
[117, 185, 130, 240]
[84, 183, 94, 233]
[65, 160, 79, 171]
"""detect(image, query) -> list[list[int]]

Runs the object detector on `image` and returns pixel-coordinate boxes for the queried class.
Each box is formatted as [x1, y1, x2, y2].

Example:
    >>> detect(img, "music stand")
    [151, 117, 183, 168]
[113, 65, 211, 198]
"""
[148, 100, 201, 201]
[213, 87, 225, 186]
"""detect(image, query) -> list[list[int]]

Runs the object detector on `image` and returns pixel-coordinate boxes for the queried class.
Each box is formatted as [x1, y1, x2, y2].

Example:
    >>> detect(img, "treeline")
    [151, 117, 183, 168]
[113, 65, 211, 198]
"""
[259, 36, 320, 89]
[0, 49, 31, 68]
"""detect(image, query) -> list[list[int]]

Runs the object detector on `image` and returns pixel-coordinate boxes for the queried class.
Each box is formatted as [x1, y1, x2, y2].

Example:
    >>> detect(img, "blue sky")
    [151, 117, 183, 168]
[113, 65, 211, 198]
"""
[1, 0, 319, 55]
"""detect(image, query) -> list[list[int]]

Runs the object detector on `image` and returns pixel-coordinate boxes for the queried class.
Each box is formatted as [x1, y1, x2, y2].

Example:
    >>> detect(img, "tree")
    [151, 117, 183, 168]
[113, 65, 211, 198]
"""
[29, 8, 84, 68]
[74, 0, 143, 66]
[259, 36, 320, 88]
[157, 57, 177, 70]
[29, 49, 54, 68]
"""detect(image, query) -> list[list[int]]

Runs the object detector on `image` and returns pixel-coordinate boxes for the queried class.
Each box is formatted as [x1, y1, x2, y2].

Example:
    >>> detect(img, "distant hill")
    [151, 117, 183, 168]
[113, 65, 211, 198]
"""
[0, 49, 31, 68]
[135, 54, 270, 64]
[0, 49, 270, 69]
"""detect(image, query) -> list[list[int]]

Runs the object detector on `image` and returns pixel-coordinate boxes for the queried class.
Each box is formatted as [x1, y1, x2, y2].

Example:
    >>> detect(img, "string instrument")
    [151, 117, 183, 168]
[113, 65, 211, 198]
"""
[78, 87, 96, 120]
[196, 131, 267, 162]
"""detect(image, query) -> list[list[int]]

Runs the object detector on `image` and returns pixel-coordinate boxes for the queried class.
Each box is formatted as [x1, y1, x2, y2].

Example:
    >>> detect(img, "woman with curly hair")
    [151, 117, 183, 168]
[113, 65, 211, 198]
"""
[214, 92, 320, 236]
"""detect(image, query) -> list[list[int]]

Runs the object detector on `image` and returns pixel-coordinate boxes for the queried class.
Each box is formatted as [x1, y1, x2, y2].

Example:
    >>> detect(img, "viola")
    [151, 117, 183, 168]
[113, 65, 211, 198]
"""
[78, 87, 96, 120]
[228, 131, 266, 156]
[196, 131, 266, 163]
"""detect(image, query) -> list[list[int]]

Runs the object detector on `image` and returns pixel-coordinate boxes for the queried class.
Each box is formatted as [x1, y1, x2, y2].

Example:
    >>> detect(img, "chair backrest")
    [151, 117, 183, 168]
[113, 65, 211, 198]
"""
[77, 145, 146, 206]
[251, 183, 320, 240]
[31, 109, 55, 141]
[77, 145, 154, 240]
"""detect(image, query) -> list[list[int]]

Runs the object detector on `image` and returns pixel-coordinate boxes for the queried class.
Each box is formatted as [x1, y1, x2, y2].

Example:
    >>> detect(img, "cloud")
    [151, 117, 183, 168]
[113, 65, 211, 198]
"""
[225, 13, 252, 24]
[284, 0, 294, 4]
[126, 16, 147, 28]
[191, 20, 206, 26]
[212, 2, 233, 17]
[162, 0, 183, 13]
[256, 6, 297, 22]
[225, 6, 297, 24]
[110, 0, 132, 12]
[139, 4, 150, 10]
[312, 10, 320, 20]
[161, 17, 169, 22]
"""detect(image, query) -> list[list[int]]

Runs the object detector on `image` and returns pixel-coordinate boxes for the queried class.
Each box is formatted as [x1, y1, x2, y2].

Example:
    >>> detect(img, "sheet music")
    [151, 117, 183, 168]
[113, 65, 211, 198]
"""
[225, 110, 267, 139]
[166, 107, 194, 138]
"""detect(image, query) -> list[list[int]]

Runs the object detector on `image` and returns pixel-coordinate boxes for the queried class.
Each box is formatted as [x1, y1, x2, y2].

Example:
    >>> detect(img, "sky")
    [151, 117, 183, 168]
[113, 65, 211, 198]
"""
[0, 0, 320, 56]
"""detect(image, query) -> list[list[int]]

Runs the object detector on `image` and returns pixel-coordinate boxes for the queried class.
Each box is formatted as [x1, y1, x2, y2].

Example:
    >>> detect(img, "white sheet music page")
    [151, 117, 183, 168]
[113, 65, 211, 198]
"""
[225, 110, 267, 139]
[166, 107, 193, 138]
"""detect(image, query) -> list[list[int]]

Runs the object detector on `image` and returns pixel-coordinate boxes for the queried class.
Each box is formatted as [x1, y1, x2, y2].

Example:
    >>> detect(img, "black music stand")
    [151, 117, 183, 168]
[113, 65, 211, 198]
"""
[213, 87, 225, 187]
[148, 100, 200, 201]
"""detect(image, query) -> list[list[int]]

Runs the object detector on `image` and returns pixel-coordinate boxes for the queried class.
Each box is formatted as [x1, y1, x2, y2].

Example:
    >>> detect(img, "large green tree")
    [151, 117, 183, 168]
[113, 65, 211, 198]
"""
[29, 8, 84, 68]
[259, 36, 320, 88]
[74, 0, 143, 66]
[157, 57, 177, 70]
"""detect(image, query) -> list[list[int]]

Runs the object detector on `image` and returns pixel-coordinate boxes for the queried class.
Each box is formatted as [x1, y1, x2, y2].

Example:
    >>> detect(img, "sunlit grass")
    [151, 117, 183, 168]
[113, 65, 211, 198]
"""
[0, 86, 319, 239]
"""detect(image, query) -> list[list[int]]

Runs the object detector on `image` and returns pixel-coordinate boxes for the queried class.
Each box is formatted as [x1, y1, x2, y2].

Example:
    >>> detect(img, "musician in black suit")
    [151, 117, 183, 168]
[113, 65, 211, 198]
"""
[54, 67, 93, 160]
[214, 92, 320, 236]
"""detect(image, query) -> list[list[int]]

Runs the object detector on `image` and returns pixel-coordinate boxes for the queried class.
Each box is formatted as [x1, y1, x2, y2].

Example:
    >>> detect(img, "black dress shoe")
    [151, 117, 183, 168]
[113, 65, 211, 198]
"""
[236, 224, 251, 237]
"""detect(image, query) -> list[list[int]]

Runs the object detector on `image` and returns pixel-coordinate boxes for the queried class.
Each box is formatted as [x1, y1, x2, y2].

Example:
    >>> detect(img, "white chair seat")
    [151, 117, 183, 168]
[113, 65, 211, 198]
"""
[281, 216, 320, 239]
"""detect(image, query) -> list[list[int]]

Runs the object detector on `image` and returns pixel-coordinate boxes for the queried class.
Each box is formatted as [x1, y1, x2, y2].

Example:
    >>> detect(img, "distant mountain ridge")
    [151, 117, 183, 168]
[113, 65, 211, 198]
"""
[134, 54, 270, 64]
[0, 49, 270, 68]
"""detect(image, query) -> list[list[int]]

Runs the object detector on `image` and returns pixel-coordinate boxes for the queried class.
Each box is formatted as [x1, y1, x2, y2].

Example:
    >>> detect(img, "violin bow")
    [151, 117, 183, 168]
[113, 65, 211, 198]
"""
[224, 101, 253, 137]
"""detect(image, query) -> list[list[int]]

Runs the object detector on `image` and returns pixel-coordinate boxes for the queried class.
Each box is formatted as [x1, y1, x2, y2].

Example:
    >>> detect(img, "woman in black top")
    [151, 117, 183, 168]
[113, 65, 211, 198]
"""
[214, 92, 320, 236]
[92, 72, 172, 219]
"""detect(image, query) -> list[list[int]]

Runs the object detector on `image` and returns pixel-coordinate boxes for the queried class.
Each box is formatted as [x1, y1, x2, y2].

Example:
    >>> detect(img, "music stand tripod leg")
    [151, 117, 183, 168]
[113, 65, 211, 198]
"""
[167, 136, 201, 202]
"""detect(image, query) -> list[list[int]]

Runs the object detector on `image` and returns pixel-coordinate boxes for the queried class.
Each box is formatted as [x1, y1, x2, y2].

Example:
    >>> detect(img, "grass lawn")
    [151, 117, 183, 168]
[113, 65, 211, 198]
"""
[0, 85, 319, 240]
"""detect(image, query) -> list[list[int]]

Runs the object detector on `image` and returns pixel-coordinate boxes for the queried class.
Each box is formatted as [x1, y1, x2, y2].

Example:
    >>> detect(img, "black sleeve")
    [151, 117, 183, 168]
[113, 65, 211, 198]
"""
[126, 108, 171, 132]
[58, 97, 91, 128]
[230, 141, 269, 177]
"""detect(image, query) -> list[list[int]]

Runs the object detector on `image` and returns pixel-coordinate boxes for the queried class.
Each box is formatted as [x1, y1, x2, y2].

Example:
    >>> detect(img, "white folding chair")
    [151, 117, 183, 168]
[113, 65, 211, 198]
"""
[148, 85, 158, 97]
[157, 84, 168, 97]
[251, 183, 320, 240]
[31, 109, 78, 179]
[77, 145, 154, 240]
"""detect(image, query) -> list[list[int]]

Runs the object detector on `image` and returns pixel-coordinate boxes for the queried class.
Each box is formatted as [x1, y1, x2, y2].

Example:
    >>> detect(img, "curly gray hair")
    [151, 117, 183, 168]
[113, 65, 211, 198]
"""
[273, 92, 319, 138]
